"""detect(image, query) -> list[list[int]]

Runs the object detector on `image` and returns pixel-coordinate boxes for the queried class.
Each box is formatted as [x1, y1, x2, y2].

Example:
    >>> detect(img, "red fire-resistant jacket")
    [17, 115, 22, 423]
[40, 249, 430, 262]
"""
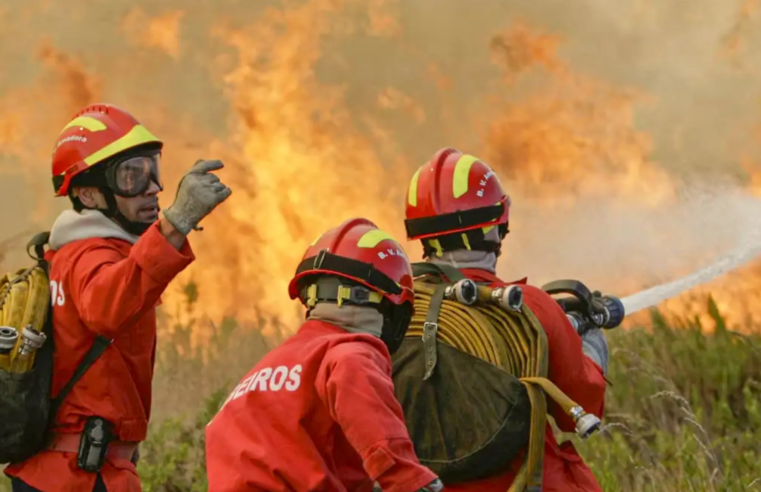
[4, 219, 194, 492]
[205, 319, 438, 492]
[442, 269, 606, 492]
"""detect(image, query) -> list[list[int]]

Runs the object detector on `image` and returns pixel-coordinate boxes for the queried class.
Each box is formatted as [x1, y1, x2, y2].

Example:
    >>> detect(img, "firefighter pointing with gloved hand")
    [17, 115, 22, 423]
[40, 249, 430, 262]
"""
[3, 103, 231, 492]
[204, 218, 443, 492]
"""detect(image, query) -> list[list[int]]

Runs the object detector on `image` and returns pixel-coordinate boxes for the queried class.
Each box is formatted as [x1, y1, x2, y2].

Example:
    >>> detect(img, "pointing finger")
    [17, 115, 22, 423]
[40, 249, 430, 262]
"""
[191, 159, 225, 174]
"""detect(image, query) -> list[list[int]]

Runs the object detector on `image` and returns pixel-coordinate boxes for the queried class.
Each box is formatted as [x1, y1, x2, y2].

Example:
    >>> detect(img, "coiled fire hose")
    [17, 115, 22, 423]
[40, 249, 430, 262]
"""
[406, 278, 602, 492]
[0, 265, 50, 373]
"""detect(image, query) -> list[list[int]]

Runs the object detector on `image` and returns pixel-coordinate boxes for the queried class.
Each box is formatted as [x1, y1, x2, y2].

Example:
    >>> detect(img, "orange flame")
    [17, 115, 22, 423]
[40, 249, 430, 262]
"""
[1, 0, 761, 341]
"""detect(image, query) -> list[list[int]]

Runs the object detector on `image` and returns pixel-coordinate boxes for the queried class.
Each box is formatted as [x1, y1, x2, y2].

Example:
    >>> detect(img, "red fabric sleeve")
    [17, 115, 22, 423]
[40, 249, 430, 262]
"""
[521, 285, 607, 432]
[316, 340, 438, 492]
[69, 222, 195, 339]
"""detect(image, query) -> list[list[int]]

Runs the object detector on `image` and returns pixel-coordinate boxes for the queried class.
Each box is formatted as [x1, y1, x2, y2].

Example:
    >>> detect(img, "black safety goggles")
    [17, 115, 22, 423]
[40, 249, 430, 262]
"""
[104, 154, 163, 197]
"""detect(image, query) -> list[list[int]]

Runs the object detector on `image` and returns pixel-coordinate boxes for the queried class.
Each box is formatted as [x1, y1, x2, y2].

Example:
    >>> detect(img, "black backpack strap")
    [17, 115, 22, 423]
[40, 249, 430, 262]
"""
[48, 335, 112, 423]
[26, 231, 51, 273]
[411, 261, 467, 282]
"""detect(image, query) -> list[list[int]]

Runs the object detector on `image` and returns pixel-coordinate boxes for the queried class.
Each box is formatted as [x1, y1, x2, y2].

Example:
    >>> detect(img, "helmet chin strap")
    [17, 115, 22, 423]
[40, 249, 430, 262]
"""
[96, 187, 153, 236]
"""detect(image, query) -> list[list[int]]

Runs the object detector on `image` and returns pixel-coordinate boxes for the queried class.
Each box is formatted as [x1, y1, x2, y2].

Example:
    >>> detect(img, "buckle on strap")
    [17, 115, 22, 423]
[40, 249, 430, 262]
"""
[304, 283, 381, 308]
[421, 284, 446, 381]
[422, 321, 439, 381]
[337, 285, 375, 307]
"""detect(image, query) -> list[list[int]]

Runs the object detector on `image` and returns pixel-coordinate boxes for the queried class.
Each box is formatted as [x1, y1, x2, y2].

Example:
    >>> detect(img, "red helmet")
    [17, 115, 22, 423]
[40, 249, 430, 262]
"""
[288, 218, 414, 308]
[289, 218, 415, 354]
[404, 147, 510, 257]
[51, 104, 162, 197]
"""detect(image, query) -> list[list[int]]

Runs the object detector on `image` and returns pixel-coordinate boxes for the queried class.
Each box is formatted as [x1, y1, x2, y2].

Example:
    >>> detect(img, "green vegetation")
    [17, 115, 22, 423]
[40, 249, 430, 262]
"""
[1, 292, 759, 491]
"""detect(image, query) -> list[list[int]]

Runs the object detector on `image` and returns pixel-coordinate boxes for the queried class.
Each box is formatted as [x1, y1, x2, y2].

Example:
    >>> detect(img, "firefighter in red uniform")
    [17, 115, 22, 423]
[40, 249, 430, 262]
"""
[400, 148, 609, 492]
[3, 104, 232, 492]
[205, 218, 443, 492]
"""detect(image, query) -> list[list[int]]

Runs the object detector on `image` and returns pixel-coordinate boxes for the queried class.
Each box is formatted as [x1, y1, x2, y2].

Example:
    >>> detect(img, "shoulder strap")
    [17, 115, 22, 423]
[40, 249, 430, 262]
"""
[23, 231, 112, 423]
[411, 262, 467, 282]
[26, 231, 51, 273]
[49, 335, 112, 422]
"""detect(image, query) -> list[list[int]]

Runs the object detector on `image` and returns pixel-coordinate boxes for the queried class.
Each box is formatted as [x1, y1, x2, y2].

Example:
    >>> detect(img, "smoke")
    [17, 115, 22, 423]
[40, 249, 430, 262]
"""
[503, 178, 761, 292]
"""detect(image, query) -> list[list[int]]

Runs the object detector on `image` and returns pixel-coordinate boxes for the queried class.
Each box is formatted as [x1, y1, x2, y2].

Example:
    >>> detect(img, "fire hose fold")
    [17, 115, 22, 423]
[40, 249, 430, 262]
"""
[0, 265, 50, 373]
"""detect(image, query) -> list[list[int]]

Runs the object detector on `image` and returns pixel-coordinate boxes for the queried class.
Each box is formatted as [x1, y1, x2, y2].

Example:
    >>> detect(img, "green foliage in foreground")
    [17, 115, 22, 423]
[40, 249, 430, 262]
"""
[2, 296, 759, 491]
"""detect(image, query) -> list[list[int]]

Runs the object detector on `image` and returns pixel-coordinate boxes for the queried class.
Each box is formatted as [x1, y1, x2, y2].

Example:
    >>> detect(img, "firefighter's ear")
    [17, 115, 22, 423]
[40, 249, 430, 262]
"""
[72, 186, 106, 209]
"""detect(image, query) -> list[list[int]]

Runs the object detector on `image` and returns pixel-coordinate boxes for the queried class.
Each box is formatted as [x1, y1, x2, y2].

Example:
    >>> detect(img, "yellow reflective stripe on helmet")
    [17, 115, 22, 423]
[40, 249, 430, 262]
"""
[357, 229, 397, 248]
[483, 225, 495, 234]
[452, 154, 479, 198]
[60, 116, 107, 134]
[408, 168, 421, 207]
[461, 233, 471, 250]
[427, 239, 443, 257]
[83, 125, 159, 167]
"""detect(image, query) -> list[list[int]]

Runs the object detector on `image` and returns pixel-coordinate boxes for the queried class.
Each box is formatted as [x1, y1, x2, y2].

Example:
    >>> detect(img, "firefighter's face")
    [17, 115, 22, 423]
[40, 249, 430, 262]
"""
[74, 181, 161, 223]
[113, 180, 162, 223]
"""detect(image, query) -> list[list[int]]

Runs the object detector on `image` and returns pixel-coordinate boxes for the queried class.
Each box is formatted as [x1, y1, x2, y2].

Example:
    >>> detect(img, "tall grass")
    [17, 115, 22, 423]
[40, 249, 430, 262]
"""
[1, 289, 759, 491]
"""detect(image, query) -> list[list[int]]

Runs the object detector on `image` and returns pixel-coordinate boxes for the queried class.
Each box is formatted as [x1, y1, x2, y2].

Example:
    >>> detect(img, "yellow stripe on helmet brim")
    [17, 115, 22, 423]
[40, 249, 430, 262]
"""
[82, 124, 161, 168]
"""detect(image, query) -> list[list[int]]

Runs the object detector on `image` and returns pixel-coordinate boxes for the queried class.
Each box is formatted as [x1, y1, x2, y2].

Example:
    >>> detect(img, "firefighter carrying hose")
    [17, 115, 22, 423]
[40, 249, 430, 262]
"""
[204, 218, 443, 492]
[3, 103, 231, 492]
[391, 148, 609, 492]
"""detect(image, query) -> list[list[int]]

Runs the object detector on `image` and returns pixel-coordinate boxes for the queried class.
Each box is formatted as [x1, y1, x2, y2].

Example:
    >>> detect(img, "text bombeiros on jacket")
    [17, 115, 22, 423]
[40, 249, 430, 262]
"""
[222, 364, 303, 406]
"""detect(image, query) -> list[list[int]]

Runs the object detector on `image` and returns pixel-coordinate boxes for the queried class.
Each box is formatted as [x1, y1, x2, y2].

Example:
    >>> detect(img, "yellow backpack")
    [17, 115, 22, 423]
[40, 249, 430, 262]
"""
[0, 232, 55, 463]
[0, 232, 110, 464]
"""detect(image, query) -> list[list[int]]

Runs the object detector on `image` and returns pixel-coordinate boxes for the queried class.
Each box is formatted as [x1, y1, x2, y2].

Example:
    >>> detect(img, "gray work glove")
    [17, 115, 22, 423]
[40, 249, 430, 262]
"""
[163, 159, 232, 235]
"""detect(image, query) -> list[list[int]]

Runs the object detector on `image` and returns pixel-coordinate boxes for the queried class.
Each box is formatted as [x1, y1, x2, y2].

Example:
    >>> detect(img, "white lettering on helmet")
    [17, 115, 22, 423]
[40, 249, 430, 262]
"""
[56, 135, 88, 148]
[378, 248, 405, 260]
[477, 170, 495, 198]
[222, 364, 304, 405]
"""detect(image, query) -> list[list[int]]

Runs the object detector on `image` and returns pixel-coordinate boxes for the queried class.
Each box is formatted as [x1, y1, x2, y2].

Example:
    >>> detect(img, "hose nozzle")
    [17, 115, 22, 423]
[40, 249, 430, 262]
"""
[542, 280, 626, 332]
[594, 294, 625, 329]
